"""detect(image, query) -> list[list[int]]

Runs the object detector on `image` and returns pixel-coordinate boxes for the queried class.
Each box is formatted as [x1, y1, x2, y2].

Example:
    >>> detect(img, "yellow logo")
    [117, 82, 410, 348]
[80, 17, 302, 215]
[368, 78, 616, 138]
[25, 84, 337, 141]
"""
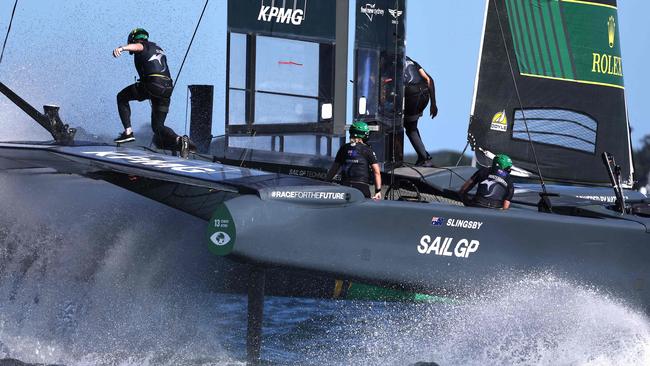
[490, 110, 508, 132]
[608, 16, 615, 48]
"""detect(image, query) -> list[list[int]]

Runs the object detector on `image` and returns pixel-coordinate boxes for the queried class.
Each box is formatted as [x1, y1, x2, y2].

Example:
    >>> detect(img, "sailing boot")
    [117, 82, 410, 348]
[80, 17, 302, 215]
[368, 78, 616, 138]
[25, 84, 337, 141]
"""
[114, 131, 135, 143]
[415, 155, 435, 167]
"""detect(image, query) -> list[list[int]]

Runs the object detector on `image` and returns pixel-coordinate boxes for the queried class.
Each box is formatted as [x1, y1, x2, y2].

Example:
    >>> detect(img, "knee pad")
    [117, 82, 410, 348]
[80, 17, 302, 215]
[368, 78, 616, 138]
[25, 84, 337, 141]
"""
[153, 104, 169, 113]
[117, 90, 129, 103]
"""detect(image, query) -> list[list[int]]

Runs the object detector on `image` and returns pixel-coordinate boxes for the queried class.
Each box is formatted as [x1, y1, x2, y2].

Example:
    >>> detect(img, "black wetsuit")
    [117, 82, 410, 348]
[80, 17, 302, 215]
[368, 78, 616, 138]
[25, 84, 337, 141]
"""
[466, 166, 515, 209]
[117, 41, 178, 149]
[334, 142, 378, 198]
[403, 56, 437, 163]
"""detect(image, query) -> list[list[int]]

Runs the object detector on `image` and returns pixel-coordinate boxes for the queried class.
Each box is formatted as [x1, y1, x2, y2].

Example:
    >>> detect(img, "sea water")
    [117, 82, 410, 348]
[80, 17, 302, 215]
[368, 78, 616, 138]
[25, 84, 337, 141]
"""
[1, 172, 649, 366]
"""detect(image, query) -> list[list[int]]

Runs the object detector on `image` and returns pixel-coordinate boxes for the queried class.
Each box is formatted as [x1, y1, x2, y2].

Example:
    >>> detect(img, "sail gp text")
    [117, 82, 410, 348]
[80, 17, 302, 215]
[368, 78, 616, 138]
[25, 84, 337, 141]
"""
[417, 236, 479, 258]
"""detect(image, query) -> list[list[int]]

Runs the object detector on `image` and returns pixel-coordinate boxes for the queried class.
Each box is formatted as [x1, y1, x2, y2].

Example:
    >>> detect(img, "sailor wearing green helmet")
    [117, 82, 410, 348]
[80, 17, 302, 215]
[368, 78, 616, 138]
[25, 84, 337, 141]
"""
[326, 121, 382, 200]
[112, 28, 194, 153]
[458, 153, 515, 209]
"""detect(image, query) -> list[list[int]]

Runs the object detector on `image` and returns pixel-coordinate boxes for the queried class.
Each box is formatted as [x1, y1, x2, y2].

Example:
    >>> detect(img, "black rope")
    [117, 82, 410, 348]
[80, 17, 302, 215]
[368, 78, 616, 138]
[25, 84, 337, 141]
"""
[492, 0, 548, 196]
[184, 86, 190, 135]
[455, 141, 470, 168]
[0, 0, 18, 64]
[173, 0, 209, 91]
[388, 0, 401, 200]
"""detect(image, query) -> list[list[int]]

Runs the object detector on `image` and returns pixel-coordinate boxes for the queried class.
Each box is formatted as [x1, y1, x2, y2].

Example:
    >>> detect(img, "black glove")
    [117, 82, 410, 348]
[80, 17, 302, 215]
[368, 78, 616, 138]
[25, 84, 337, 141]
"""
[430, 104, 438, 118]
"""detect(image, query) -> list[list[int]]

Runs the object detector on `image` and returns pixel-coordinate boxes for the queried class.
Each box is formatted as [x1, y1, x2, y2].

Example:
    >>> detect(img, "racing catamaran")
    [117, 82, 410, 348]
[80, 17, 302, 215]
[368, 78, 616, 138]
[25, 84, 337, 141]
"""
[1, 0, 649, 363]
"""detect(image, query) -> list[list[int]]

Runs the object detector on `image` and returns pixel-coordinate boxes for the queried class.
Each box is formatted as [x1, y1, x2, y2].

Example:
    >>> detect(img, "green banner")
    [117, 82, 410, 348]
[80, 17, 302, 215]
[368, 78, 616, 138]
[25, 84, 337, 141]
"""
[506, 0, 624, 89]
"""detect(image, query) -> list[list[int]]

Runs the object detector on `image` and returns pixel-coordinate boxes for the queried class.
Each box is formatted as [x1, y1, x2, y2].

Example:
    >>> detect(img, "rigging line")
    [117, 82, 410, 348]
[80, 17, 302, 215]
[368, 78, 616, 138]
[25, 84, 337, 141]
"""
[184, 87, 190, 135]
[455, 142, 470, 167]
[0, 0, 18, 65]
[451, 141, 470, 188]
[492, 0, 548, 195]
[388, 0, 400, 200]
[173, 0, 209, 91]
[239, 130, 256, 167]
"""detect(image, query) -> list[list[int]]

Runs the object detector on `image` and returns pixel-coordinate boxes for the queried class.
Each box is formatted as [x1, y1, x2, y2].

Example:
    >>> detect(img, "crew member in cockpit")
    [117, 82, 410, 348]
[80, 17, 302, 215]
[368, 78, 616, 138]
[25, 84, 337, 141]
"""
[403, 56, 437, 167]
[112, 28, 194, 153]
[458, 154, 514, 210]
[326, 121, 382, 200]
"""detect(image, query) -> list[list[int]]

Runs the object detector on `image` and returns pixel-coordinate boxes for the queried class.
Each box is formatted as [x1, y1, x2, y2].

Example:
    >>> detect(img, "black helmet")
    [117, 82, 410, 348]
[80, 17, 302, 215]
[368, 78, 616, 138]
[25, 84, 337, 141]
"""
[127, 28, 149, 44]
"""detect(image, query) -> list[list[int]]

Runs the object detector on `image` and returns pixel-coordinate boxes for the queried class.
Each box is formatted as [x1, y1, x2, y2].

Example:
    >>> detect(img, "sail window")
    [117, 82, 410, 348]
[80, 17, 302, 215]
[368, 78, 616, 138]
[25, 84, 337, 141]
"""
[355, 48, 380, 117]
[284, 135, 318, 155]
[255, 36, 319, 97]
[229, 33, 247, 89]
[254, 93, 319, 124]
[228, 90, 246, 125]
[512, 109, 597, 153]
[229, 136, 274, 152]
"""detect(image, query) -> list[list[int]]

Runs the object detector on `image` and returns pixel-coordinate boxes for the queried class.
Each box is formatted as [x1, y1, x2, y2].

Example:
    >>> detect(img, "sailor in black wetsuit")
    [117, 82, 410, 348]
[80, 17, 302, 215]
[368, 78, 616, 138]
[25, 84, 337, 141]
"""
[403, 56, 438, 167]
[112, 28, 191, 152]
[459, 154, 515, 209]
[326, 121, 382, 200]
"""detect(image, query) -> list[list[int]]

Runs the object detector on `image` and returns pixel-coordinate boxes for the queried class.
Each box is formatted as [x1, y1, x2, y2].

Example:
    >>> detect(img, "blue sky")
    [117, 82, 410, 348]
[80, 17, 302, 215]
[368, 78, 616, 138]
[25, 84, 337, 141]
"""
[0, 0, 647, 154]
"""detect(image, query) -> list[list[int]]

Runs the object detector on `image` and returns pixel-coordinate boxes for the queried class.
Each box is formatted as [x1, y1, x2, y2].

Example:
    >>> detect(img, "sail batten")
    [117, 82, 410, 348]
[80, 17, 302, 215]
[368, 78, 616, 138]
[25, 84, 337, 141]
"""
[470, 0, 633, 186]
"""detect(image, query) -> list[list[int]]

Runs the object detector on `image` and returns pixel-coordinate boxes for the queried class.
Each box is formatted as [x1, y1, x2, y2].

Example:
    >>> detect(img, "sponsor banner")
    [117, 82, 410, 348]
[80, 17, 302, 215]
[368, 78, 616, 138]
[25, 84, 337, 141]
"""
[289, 168, 328, 180]
[490, 110, 508, 132]
[355, 0, 405, 47]
[228, 0, 336, 41]
[563, 1, 623, 88]
[506, 0, 623, 88]
[429, 216, 484, 230]
[388, 8, 403, 25]
[575, 194, 622, 203]
[269, 190, 348, 201]
[360, 3, 385, 21]
[446, 218, 483, 230]
[82, 151, 217, 173]
[417, 235, 480, 258]
[207, 204, 237, 256]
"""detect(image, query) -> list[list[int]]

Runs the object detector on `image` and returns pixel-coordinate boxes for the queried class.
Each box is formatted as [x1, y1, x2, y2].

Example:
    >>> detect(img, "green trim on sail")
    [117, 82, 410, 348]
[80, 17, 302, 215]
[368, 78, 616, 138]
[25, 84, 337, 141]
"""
[530, 1, 552, 75]
[539, 1, 563, 77]
[521, 0, 545, 74]
[508, 0, 538, 75]
[549, 0, 575, 78]
[505, 0, 622, 89]
[506, 0, 531, 74]
[506, 0, 574, 78]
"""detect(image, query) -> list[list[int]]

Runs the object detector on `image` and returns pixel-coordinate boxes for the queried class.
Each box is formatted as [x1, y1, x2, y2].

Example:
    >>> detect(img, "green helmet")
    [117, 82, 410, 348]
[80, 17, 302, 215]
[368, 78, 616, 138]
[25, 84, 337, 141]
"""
[350, 121, 370, 140]
[493, 154, 513, 171]
[128, 28, 149, 44]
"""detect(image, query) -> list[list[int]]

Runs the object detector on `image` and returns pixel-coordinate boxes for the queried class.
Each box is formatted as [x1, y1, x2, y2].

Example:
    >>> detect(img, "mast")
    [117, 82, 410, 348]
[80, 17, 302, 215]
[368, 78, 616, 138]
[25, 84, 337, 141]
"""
[470, 0, 491, 117]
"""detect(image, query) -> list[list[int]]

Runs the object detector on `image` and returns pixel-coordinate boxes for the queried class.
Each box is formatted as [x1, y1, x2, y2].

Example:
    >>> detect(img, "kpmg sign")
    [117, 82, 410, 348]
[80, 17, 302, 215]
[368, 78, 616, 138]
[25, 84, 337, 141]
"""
[228, 0, 336, 41]
[257, 3, 306, 25]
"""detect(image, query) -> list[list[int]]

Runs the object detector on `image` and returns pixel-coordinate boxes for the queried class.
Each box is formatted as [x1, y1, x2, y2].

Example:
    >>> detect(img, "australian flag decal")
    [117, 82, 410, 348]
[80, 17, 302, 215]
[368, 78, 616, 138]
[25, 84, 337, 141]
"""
[431, 216, 445, 226]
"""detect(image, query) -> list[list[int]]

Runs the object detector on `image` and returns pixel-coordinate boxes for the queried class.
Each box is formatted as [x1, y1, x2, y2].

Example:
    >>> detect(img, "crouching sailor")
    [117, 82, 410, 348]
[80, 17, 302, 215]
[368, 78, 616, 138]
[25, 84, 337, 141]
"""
[112, 28, 194, 153]
[326, 121, 382, 200]
[458, 154, 514, 209]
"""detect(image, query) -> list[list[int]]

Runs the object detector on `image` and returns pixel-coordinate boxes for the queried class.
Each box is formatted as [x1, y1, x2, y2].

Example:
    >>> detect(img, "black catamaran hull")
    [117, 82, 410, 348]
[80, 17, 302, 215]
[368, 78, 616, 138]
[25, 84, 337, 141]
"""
[2, 142, 647, 307]
[222, 193, 650, 307]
